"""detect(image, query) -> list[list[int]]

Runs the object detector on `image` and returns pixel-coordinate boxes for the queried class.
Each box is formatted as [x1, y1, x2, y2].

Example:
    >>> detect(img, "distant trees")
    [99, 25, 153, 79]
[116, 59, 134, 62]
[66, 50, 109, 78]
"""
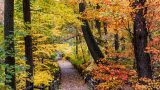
[4, 0, 16, 89]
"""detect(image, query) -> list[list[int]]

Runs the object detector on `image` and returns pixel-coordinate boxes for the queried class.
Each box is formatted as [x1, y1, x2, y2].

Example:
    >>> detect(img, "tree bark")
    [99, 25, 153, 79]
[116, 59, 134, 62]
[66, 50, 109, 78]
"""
[133, 0, 152, 78]
[79, 2, 104, 63]
[79, 35, 86, 63]
[104, 22, 108, 54]
[75, 29, 79, 55]
[95, 4, 102, 41]
[4, 0, 16, 89]
[114, 32, 119, 52]
[114, 32, 119, 61]
[121, 37, 125, 51]
[23, 0, 34, 89]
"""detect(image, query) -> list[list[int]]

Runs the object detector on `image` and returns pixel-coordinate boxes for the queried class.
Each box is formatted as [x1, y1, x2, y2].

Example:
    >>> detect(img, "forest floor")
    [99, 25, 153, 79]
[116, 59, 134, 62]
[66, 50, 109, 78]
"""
[57, 60, 90, 90]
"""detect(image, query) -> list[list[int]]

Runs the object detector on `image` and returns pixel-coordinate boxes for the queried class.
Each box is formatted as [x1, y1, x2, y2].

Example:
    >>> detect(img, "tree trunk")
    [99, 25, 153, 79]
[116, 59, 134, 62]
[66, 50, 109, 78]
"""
[79, 35, 86, 63]
[23, 0, 34, 89]
[75, 29, 79, 55]
[95, 4, 102, 42]
[114, 32, 119, 61]
[133, 0, 152, 78]
[79, 2, 104, 63]
[4, 0, 16, 89]
[104, 22, 108, 55]
[114, 33, 119, 51]
[121, 37, 125, 51]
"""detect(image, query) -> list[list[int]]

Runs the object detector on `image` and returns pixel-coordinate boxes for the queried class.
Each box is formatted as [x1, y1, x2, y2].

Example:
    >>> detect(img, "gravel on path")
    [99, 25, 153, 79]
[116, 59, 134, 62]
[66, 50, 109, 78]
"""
[58, 60, 90, 90]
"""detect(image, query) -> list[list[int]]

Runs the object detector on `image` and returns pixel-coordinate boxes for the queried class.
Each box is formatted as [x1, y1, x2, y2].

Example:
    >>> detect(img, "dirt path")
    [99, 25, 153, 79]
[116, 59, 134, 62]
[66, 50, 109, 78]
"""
[58, 60, 90, 90]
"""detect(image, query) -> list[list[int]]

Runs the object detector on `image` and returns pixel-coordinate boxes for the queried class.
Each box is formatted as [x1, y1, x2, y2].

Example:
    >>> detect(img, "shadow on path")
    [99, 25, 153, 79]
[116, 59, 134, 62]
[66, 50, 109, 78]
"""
[58, 60, 90, 90]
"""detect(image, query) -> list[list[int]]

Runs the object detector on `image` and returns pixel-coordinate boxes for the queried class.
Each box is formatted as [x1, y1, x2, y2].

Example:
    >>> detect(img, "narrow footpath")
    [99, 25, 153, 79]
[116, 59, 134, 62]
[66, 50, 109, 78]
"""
[57, 60, 90, 90]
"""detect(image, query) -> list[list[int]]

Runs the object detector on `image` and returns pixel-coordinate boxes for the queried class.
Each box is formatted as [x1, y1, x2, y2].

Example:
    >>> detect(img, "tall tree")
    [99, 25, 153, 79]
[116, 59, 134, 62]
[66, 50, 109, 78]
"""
[133, 0, 152, 78]
[4, 0, 16, 89]
[79, 1, 104, 64]
[23, 0, 34, 89]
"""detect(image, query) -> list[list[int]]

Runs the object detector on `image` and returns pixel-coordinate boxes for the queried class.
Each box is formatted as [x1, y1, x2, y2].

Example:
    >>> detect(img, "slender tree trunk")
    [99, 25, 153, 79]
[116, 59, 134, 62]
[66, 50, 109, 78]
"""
[90, 21, 94, 30]
[95, 4, 102, 41]
[76, 29, 78, 55]
[121, 37, 125, 51]
[114, 33, 119, 51]
[133, 0, 152, 78]
[79, 36, 86, 63]
[104, 22, 108, 55]
[79, 2, 104, 63]
[4, 0, 16, 89]
[114, 32, 119, 61]
[23, 0, 34, 89]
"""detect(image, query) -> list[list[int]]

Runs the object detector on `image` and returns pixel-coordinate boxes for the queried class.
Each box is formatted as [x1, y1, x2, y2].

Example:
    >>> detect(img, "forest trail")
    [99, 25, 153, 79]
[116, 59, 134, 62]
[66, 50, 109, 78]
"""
[57, 60, 90, 90]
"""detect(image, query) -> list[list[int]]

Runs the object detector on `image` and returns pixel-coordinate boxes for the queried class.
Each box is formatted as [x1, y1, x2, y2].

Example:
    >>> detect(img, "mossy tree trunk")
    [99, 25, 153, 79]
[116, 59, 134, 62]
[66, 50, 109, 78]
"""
[4, 0, 16, 89]
[23, 0, 34, 89]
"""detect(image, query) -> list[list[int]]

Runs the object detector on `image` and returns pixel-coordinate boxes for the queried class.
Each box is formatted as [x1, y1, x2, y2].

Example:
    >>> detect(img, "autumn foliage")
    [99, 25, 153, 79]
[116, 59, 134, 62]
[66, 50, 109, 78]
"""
[0, 0, 160, 89]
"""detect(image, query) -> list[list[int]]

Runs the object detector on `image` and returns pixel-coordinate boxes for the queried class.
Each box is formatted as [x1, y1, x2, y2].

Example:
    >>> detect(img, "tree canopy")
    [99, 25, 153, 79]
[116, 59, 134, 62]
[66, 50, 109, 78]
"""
[0, 0, 160, 90]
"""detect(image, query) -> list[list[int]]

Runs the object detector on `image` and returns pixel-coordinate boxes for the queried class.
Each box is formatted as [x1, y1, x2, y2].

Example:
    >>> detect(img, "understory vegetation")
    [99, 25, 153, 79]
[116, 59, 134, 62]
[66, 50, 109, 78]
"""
[0, 0, 160, 90]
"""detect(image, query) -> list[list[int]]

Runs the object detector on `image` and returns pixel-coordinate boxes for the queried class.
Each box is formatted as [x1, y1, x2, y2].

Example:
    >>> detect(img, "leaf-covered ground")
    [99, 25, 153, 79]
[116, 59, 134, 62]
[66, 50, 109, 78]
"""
[58, 60, 90, 90]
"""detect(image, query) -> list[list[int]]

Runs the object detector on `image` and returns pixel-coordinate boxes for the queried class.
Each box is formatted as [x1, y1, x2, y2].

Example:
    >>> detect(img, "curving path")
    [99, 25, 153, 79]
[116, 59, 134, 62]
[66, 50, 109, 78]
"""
[57, 60, 90, 90]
